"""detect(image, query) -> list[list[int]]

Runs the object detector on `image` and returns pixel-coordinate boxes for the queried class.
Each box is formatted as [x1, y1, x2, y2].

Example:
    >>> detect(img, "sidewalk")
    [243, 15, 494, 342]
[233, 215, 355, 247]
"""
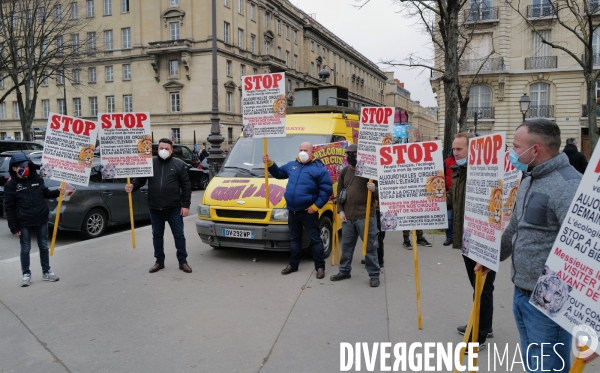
[0, 220, 529, 373]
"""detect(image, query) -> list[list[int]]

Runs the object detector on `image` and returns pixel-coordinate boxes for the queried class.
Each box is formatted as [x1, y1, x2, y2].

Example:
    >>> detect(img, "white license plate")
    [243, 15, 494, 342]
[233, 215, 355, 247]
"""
[221, 228, 254, 239]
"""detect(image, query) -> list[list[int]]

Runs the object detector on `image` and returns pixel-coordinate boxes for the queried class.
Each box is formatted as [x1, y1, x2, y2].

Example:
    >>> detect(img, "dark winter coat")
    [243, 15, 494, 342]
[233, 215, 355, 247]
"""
[447, 163, 467, 249]
[4, 153, 59, 234]
[131, 156, 191, 210]
[562, 143, 588, 174]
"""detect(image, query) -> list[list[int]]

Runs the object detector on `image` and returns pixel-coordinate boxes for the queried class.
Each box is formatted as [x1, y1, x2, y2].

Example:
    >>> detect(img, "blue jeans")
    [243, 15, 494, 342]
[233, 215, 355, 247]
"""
[288, 211, 324, 270]
[513, 286, 571, 372]
[446, 209, 454, 239]
[20, 224, 51, 275]
[340, 217, 380, 277]
[149, 208, 188, 265]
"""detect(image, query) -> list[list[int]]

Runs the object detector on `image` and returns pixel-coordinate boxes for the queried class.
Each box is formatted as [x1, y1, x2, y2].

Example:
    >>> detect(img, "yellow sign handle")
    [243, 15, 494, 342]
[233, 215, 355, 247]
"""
[454, 267, 485, 373]
[569, 345, 589, 373]
[412, 230, 423, 330]
[127, 177, 136, 249]
[263, 138, 270, 208]
[362, 180, 373, 257]
[331, 203, 336, 266]
[50, 181, 65, 256]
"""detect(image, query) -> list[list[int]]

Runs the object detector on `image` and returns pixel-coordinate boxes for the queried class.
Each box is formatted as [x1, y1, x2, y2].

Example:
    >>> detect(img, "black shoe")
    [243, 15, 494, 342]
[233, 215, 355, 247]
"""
[316, 268, 325, 279]
[417, 238, 432, 247]
[457, 325, 494, 338]
[281, 265, 298, 275]
[330, 272, 351, 281]
[403, 240, 413, 250]
[361, 259, 366, 264]
[443, 238, 453, 246]
[370, 277, 380, 287]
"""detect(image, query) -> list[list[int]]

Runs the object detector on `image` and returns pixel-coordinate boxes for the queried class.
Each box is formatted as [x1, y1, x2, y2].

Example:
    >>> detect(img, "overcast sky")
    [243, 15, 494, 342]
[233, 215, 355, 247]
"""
[294, 0, 437, 107]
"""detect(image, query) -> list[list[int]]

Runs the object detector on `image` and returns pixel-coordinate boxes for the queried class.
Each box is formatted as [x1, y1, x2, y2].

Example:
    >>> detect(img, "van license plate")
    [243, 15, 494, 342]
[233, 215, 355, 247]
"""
[222, 228, 254, 239]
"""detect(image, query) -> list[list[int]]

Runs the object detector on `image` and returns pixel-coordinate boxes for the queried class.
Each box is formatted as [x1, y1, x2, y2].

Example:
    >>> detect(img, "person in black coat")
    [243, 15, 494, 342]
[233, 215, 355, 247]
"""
[563, 138, 588, 174]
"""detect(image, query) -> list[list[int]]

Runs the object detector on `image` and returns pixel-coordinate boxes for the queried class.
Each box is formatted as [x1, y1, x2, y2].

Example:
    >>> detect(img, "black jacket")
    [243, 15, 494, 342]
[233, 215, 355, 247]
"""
[131, 156, 191, 210]
[4, 161, 59, 234]
[563, 144, 588, 174]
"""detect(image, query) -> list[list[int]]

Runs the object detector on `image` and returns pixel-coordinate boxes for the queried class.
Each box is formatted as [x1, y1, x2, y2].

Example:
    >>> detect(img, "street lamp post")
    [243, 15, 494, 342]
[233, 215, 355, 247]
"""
[474, 111, 479, 136]
[519, 93, 531, 123]
[207, 0, 225, 177]
[318, 63, 337, 85]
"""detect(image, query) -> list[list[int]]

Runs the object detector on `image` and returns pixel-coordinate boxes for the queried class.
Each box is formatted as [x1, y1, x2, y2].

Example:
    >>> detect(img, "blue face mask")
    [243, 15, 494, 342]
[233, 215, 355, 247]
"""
[509, 146, 535, 172]
[456, 158, 467, 166]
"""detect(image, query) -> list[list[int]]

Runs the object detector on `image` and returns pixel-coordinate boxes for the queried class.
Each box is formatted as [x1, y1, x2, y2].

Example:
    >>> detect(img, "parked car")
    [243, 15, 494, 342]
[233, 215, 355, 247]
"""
[0, 154, 12, 214]
[0, 140, 43, 153]
[45, 159, 151, 239]
[151, 143, 209, 190]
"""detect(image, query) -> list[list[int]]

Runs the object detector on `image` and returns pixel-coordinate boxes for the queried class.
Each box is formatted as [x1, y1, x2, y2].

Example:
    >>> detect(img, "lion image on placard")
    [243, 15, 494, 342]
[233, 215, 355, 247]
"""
[488, 180, 503, 225]
[381, 212, 398, 231]
[504, 182, 520, 217]
[78, 146, 95, 166]
[272, 95, 286, 117]
[381, 133, 393, 145]
[425, 171, 446, 200]
[137, 136, 152, 157]
[530, 265, 572, 317]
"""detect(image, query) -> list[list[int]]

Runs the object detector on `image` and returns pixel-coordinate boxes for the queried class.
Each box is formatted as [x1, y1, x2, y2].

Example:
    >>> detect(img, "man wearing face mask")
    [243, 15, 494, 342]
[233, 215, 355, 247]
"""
[126, 138, 192, 274]
[262, 142, 333, 279]
[448, 132, 496, 348]
[4, 153, 65, 287]
[476, 119, 583, 371]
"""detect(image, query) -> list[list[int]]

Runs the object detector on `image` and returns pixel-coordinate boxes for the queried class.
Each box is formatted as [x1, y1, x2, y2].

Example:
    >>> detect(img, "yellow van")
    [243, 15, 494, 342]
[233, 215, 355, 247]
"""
[195, 86, 360, 258]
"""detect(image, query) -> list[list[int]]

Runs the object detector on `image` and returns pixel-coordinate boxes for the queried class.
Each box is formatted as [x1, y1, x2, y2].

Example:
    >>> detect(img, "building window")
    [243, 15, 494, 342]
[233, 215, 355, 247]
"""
[104, 0, 112, 15]
[0, 132, 5, 139]
[105, 30, 113, 50]
[71, 2, 78, 19]
[171, 128, 180, 143]
[121, 0, 129, 13]
[122, 28, 131, 48]
[294, 30, 297, 44]
[226, 60, 232, 76]
[57, 72, 65, 85]
[224, 22, 230, 43]
[238, 0, 243, 14]
[250, 34, 256, 53]
[87, 0, 94, 17]
[170, 92, 180, 112]
[226, 92, 232, 112]
[530, 82, 551, 117]
[311, 41, 314, 52]
[72, 34, 80, 53]
[468, 86, 493, 118]
[277, 47, 281, 58]
[170, 22, 179, 40]
[105, 66, 114, 81]
[169, 60, 179, 76]
[57, 36, 64, 54]
[253, 68, 258, 75]
[265, 12, 270, 27]
[73, 69, 80, 83]
[264, 41, 270, 55]
[41, 72, 49, 86]
[293, 55, 297, 70]
[15, 132, 21, 141]
[277, 20, 281, 35]
[106, 96, 115, 113]
[87, 32, 96, 52]
[250, 4, 256, 20]
[42, 100, 50, 118]
[124, 95, 132, 112]
[122, 64, 131, 80]
[224, 0, 230, 6]
[238, 28, 244, 48]
[55, 5, 62, 21]
[0, 103, 5, 120]
[89, 67, 96, 83]
[13, 102, 20, 119]
[73, 98, 81, 117]
[285, 25, 290, 39]
[57, 99, 65, 115]
[89, 97, 98, 116]
[285, 51, 289, 66]
[170, 0, 178, 5]
[240, 64, 245, 77]
[310, 62, 314, 76]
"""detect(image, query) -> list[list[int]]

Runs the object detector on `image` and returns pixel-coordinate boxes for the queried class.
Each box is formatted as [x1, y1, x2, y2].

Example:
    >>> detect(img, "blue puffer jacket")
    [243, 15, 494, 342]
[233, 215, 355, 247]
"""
[268, 156, 333, 212]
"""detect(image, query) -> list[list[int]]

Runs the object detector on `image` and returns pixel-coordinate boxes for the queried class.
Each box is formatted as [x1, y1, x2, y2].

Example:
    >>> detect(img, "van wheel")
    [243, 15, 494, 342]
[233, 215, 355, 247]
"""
[200, 174, 209, 190]
[319, 216, 333, 259]
[79, 209, 107, 239]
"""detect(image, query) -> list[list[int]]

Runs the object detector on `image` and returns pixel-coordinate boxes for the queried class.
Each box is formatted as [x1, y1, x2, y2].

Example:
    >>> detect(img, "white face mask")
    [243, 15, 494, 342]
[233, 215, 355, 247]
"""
[158, 149, 170, 159]
[298, 151, 309, 162]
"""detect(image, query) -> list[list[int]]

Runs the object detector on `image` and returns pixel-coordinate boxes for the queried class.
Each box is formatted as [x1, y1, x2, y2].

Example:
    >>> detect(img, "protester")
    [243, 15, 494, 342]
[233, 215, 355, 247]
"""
[199, 149, 209, 162]
[126, 138, 193, 274]
[4, 153, 64, 287]
[263, 142, 333, 279]
[402, 230, 431, 249]
[443, 153, 456, 246]
[330, 144, 381, 287]
[562, 137, 588, 174]
[448, 132, 495, 348]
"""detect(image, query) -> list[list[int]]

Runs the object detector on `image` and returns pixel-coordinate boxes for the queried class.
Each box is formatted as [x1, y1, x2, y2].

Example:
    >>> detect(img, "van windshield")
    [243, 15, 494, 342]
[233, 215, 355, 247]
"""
[223, 135, 330, 173]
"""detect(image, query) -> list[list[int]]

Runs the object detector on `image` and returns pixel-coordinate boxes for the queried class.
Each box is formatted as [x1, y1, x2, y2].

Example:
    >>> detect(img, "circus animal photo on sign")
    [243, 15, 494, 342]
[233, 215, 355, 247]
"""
[78, 146, 95, 166]
[530, 265, 573, 317]
[272, 95, 287, 117]
[381, 133, 393, 145]
[40, 164, 54, 178]
[462, 230, 472, 256]
[381, 212, 398, 231]
[488, 179, 504, 226]
[101, 165, 117, 179]
[243, 124, 254, 138]
[355, 161, 364, 176]
[425, 171, 446, 201]
[137, 136, 153, 157]
[504, 182, 520, 217]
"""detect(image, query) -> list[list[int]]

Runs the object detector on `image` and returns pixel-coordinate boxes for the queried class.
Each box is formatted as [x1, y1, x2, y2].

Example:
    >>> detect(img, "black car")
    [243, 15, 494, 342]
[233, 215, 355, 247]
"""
[0, 154, 12, 214]
[151, 143, 209, 190]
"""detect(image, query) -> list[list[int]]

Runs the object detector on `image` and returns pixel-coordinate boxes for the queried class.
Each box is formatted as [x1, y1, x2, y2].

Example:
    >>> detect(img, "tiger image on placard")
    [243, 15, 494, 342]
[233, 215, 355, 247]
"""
[137, 136, 153, 157]
[78, 146, 95, 166]
[488, 179, 504, 226]
[530, 265, 573, 317]
[102, 165, 116, 179]
[381, 212, 398, 231]
[272, 95, 287, 117]
[424, 170, 446, 201]
[40, 164, 54, 178]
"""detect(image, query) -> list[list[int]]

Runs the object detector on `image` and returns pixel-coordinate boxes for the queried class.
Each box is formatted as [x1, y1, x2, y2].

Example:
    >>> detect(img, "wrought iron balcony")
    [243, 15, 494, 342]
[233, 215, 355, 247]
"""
[527, 105, 554, 118]
[527, 4, 555, 18]
[581, 53, 600, 65]
[459, 57, 505, 72]
[147, 39, 193, 54]
[467, 107, 495, 119]
[525, 56, 557, 69]
[582, 104, 600, 117]
[464, 6, 499, 22]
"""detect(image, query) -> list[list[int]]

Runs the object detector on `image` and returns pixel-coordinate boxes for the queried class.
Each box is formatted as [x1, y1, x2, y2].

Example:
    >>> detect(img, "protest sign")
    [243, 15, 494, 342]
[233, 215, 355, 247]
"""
[98, 112, 154, 179]
[376, 140, 448, 231]
[313, 141, 349, 201]
[41, 113, 99, 187]
[501, 151, 522, 233]
[462, 133, 506, 272]
[356, 107, 394, 179]
[529, 146, 600, 355]
[242, 72, 286, 138]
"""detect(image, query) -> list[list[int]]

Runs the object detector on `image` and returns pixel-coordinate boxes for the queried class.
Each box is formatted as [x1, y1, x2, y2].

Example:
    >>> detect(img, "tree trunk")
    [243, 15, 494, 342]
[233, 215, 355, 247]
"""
[586, 73, 599, 154]
[441, 12, 461, 157]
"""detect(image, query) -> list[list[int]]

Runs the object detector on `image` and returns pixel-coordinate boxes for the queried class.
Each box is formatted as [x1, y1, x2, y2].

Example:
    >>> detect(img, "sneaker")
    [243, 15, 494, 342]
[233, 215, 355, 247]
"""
[403, 240, 413, 250]
[42, 272, 59, 282]
[417, 238, 432, 247]
[370, 277, 380, 287]
[443, 238, 453, 246]
[478, 344, 487, 351]
[20, 274, 31, 287]
[457, 325, 494, 338]
[330, 272, 351, 281]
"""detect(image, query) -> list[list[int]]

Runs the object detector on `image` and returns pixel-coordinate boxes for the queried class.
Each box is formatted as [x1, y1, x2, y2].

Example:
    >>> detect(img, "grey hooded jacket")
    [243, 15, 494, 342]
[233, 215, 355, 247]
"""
[500, 152, 581, 291]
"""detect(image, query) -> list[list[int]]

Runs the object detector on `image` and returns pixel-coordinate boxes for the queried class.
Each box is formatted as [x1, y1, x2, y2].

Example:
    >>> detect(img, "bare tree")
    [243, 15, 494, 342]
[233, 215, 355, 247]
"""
[0, 0, 99, 140]
[507, 0, 600, 152]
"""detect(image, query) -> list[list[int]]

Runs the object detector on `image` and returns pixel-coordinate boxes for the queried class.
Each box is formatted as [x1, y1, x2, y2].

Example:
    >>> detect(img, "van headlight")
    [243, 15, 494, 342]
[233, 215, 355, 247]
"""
[271, 209, 289, 221]
[197, 204, 210, 217]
